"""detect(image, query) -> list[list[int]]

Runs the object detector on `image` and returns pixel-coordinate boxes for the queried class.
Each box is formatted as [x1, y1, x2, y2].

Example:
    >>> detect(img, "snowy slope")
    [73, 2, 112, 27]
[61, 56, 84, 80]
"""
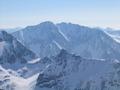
[13, 21, 120, 60]
[35, 50, 120, 90]
[0, 65, 12, 90]
[0, 31, 36, 64]
[0, 65, 39, 90]
[57, 23, 120, 60]
[12, 21, 67, 57]
[1, 49, 120, 90]
[0, 31, 40, 79]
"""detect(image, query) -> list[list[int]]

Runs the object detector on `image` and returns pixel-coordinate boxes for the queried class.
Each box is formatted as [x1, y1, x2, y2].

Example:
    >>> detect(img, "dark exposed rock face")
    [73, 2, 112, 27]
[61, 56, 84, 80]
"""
[0, 31, 36, 64]
[35, 50, 120, 90]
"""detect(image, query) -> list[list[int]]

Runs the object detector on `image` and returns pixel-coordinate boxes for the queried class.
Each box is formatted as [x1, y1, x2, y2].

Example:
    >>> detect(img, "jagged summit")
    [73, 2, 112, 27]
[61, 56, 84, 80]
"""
[57, 22, 88, 29]
[35, 50, 120, 90]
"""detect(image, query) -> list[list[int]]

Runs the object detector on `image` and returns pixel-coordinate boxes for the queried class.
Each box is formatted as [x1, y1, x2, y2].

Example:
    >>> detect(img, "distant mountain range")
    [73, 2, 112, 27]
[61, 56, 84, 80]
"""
[0, 21, 120, 90]
[0, 27, 22, 33]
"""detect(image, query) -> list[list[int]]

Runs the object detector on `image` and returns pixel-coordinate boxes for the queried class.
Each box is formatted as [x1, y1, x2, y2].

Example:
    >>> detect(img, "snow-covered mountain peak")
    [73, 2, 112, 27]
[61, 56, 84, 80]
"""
[38, 21, 56, 27]
[24, 21, 57, 32]
[1, 21, 120, 90]
[13, 21, 120, 60]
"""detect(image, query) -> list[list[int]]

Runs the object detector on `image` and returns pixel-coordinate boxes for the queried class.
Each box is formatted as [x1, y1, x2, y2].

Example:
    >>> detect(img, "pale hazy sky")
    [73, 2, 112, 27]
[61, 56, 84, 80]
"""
[0, 0, 120, 29]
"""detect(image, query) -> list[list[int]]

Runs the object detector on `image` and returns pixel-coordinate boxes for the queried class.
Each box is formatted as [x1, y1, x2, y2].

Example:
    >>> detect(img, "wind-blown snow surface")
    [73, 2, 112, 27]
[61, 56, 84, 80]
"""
[1, 49, 120, 90]
[13, 21, 120, 60]
[0, 65, 39, 90]
[0, 31, 42, 78]
[0, 30, 53, 89]
[35, 50, 120, 90]
[0, 31, 43, 90]
[1, 48, 120, 90]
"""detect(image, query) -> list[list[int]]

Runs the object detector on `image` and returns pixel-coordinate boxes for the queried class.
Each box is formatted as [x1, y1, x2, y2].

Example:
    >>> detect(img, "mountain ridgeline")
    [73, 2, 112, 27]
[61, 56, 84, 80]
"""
[13, 21, 120, 60]
[35, 49, 120, 90]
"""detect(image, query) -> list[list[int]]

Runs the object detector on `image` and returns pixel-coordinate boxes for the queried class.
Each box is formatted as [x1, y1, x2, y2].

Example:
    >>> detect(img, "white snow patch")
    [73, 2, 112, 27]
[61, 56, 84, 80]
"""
[0, 65, 39, 90]
[53, 40, 62, 49]
[0, 65, 9, 75]
[28, 58, 40, 64]
[113, 38, 120, 43]
[58, 27, 70, 41]
[99, 59, 106, 61]
[113, 59, 120, 63]
[10, 73, 39, 90]
[105, 32, 120, 43]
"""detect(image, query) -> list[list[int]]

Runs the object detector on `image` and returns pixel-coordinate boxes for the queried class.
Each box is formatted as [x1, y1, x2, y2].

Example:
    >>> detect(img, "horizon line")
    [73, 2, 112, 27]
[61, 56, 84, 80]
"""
[0, 21, 120, 30]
